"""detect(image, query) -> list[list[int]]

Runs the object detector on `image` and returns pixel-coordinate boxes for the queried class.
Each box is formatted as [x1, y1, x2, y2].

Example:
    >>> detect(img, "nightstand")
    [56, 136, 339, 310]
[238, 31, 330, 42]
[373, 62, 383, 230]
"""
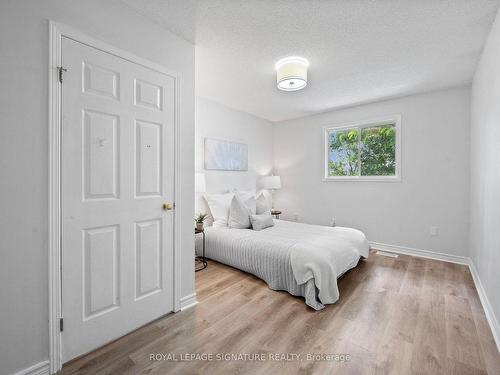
[195, 228, 207, 271]
[271, 210, 282, 219]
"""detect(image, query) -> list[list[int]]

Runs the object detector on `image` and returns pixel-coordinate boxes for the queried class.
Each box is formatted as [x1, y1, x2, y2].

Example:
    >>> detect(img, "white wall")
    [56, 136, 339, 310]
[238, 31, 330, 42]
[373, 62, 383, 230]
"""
[274, 87, 471, 257]
[195, 97, 273, 214]
[0, 1, 195, 374]
[470, 6, 500, 343]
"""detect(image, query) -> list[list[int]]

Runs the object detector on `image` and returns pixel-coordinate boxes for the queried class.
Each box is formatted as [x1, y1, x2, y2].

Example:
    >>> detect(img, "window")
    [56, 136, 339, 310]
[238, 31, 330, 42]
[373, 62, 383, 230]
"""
[324, 116, 401, 181]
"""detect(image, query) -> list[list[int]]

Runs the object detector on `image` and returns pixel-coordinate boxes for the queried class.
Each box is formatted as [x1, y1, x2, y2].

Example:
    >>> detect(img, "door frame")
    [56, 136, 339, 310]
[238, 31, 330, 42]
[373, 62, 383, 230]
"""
[48, 21, 183, 374]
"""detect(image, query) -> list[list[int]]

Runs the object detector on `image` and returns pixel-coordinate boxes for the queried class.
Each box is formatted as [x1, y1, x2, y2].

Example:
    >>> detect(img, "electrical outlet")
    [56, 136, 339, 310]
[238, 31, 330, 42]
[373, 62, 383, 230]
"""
[430, 226, 439, 236]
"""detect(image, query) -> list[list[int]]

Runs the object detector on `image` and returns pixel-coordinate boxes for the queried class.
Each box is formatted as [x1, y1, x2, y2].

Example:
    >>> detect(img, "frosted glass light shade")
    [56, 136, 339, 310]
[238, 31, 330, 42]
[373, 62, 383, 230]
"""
[275, 56, 309, 91]
[195, 173, 206, 193]
[260, 175, 281, 190]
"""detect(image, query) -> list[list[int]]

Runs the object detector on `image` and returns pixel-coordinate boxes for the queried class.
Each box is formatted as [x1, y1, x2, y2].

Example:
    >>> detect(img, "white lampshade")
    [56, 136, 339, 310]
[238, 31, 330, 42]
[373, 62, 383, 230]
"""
[195, 173, 206, 193]
[275, 56, 309, 91]
[260, 175, 281, 190]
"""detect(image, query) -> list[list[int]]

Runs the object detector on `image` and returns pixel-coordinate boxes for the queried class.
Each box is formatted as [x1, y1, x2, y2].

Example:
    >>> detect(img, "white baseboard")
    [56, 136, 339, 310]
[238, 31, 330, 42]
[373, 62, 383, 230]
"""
[370, 241, 499, 352]
[12, 360, 50, 375]
[180, 293, 198, 311]
[370, 241, 469, 265]
[468, 261, 500, 352]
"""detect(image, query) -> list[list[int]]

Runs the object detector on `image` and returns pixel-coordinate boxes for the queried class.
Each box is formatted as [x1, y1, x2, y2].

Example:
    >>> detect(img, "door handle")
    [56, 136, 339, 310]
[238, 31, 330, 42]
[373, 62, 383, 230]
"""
[163, 203, 173, 211]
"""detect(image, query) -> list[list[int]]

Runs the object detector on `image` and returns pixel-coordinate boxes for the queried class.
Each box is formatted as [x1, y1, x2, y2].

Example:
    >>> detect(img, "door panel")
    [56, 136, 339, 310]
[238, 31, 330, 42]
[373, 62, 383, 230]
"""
[83, 62, 120, 100]
[135, 218, 162, 300]
[83, 225, 120, 319]
[134, 79, 163, 110]
[135, 120, 162, 197]
[83, 110, 120, 200]
[62, 36, 175, 362]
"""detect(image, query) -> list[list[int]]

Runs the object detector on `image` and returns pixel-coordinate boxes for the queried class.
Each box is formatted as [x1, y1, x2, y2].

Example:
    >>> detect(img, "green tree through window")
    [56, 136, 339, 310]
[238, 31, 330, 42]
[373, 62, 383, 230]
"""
[328, 128, 359, 176]
[327, 123, 396, 178]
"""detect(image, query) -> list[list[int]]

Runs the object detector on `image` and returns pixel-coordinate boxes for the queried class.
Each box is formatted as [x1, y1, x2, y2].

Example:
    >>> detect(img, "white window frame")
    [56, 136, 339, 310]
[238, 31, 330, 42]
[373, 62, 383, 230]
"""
[323, 115, 402, 182]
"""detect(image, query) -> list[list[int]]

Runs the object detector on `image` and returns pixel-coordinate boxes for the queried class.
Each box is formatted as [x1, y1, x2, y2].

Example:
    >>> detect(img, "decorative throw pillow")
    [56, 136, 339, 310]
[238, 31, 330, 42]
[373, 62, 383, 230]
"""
[233, 189, 257, 214]
[203, 192, 233, 227]
[250, 214, 274, 231]
[228, 195, 251, 229]
[256, 193, 271, 215]
[234, 188, 256, 198]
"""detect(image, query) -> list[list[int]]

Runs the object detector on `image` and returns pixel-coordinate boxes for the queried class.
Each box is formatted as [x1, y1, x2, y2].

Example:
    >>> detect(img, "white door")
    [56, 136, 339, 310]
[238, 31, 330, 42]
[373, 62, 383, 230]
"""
[61, 37, 175, 362]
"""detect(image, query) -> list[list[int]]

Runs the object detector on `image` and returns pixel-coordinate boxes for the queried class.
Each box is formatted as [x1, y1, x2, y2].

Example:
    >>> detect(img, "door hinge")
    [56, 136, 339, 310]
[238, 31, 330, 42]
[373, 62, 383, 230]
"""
[59, 318, 64, 332]
[57, 66, 67, 83]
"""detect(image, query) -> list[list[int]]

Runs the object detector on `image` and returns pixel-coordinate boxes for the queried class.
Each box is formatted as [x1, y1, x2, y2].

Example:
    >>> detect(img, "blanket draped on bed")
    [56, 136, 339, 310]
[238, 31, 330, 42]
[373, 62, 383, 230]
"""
[196, 220, 370, 309]
[288, 224, 370, 305]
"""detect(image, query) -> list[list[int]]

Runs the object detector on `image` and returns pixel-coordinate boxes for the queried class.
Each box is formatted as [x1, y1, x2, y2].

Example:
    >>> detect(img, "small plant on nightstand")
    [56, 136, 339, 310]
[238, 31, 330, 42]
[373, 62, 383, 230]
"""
[195, 213, 208, 231]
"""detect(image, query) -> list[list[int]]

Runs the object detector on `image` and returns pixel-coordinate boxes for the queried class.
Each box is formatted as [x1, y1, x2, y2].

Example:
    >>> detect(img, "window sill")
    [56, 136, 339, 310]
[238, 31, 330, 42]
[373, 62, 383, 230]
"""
[323, 176, 401, 182]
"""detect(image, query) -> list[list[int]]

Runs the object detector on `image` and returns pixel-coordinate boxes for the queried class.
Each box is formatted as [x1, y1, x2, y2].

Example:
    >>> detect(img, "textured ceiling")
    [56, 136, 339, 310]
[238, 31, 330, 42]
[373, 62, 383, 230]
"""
[120, 0, 499, 122]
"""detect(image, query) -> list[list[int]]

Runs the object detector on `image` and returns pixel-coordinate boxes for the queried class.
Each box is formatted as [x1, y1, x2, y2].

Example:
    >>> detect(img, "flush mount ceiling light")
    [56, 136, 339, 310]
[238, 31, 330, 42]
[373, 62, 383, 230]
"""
[275, 56, 309, 91]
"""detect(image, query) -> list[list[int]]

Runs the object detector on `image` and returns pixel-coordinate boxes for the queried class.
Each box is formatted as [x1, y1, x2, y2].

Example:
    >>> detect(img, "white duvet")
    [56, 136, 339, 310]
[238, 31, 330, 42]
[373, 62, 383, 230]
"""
[201, 219, 370, 306]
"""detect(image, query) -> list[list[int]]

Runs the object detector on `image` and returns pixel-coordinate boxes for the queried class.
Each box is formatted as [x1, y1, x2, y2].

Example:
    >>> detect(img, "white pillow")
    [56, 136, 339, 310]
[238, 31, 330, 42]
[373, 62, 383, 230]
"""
[233, 189, 257, 214]
[228, 195, 251, 229]
[250, 214, 274, 231]
[234, 188, 256, 197]
[203, 192, 233, 227]
[256, 193, 271, 215]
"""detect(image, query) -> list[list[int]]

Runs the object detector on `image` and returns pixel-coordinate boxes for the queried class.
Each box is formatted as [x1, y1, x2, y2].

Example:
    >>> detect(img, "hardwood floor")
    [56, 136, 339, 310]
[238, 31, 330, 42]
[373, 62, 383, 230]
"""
[60, 252, 500, 375]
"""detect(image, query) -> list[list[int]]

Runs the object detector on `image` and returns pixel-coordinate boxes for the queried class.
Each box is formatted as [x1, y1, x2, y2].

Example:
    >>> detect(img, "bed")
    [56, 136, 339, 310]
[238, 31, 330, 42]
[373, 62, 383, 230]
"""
[195, 219, 370, 310]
